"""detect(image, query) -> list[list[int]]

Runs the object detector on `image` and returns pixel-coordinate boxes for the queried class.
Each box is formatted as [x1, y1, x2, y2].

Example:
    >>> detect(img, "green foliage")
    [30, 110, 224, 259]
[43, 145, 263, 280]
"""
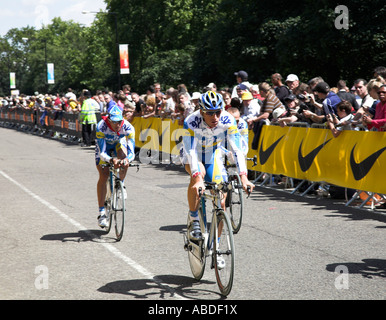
[0, 0, 385, 95]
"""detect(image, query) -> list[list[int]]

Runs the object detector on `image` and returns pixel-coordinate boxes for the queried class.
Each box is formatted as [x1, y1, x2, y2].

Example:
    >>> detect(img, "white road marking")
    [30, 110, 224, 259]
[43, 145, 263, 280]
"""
[0, 170, 185, 300]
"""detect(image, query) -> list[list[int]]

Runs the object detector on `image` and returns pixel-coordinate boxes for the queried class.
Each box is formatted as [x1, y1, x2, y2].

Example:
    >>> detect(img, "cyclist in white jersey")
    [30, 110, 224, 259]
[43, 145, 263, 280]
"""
[95, 105, 135, 228]
[180, 91, 254, 240]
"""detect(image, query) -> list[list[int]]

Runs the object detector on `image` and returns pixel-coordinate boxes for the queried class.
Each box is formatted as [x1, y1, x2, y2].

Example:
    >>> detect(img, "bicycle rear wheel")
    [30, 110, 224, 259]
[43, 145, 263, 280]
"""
[228, 174, 244, 233]
[112, 180, 125, 241]
[214, 210, 235, 296]
[187, 200, 206, 280]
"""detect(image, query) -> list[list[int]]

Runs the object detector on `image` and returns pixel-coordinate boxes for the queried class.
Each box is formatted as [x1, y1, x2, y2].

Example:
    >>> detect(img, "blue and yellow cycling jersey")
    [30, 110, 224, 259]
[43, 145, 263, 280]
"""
[236, 117, 249, 156]
[180, 110, 247, 181]
[95, 118, 135, 165]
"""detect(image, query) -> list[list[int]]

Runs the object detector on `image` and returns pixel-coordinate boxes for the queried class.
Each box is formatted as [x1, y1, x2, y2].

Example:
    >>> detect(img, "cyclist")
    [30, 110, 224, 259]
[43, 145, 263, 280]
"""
[95, 105, 135, 228]
[180, 91, 255, 240]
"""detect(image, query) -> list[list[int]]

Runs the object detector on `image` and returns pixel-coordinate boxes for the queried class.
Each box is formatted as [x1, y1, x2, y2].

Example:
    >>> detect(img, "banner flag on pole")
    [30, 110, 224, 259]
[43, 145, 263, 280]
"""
[119, 44, 130, 74]
[47, 63, 55, 84]
[10, 73, 16, 89]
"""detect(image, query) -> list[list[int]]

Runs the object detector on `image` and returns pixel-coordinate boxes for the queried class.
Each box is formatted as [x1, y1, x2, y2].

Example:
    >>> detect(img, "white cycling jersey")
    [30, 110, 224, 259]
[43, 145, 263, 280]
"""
[181, 109, 248, 177]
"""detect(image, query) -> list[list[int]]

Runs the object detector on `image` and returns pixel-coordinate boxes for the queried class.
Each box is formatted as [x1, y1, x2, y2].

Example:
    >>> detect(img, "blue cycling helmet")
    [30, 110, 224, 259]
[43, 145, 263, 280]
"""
[199, 91, 224, 111]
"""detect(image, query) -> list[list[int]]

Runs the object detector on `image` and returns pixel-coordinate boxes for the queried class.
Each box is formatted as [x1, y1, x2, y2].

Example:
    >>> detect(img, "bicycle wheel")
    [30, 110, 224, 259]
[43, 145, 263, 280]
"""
[112, 180, 125, 241]
[214, 210, 235, 296]
[228, 174, 244, 233]
[187, 200, 206, 280]
[104, 177, 113, 234]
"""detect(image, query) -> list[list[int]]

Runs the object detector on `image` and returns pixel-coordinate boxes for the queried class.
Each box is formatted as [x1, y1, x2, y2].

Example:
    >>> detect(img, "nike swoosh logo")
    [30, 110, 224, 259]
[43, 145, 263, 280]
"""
[259, 135, 285, 165]
[350, 144, 386, 180]
[298, 139, 331, 172]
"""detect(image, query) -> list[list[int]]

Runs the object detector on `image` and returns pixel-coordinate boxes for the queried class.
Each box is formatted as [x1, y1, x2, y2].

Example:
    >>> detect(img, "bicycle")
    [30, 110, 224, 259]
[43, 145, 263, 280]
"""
[101, 160, 139, 241]
[225, 155, 257, 233]
[183, 181, 235, 296]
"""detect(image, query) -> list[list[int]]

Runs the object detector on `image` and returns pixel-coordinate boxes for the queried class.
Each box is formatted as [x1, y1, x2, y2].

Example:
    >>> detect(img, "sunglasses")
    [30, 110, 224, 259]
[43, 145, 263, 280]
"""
[377, 91, 386, 94]
[203, 110, 222, 116]
[110, 119, 122, 124]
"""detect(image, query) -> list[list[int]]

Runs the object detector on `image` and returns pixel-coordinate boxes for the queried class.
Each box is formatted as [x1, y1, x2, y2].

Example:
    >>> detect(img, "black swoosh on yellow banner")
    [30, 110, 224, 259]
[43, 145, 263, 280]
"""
[298, 139, 331, 172]
[259, 135, 285, 165]
[350, 144, 386, 181]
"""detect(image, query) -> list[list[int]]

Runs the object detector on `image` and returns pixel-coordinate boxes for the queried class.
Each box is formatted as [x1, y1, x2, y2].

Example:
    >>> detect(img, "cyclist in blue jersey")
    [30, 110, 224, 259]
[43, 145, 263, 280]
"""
[180, 91, 254, 240]
[95, 105, 135, 228]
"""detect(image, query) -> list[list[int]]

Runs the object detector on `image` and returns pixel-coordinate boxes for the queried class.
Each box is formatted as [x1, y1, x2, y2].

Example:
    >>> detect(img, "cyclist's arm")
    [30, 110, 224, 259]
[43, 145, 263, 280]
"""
[226, 125, 248, 176]
[182, 122, 200, 177]
[124, 130, 136, 162]
[96, 131, 112, 163]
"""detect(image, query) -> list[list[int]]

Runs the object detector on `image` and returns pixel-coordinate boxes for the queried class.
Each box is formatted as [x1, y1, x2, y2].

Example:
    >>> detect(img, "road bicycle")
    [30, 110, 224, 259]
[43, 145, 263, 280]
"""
[101, 160, 139, 241]
[183, 181, 235, 296]
[225, 155, 257, 233]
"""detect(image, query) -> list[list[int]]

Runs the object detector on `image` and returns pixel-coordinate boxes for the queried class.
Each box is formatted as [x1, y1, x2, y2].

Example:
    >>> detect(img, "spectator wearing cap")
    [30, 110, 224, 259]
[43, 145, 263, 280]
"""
[275, 94, 299, 127]
[235, 83, 249, 101]
[191, 92, 201, 110]
[313, 81, 342, 117]
[285, 74, 300, 94]
[271, 73, 290, 104]
[231, 70, 253, 98]
[240, 91, 260, 124]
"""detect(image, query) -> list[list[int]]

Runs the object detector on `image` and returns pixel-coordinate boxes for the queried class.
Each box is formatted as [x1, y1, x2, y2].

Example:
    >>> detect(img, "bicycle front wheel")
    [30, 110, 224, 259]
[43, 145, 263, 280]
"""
[228, 174, 244, 233]
[214, 210, 235, 297]
[104, 178, 113, 234]
[112, 180, 125, 241]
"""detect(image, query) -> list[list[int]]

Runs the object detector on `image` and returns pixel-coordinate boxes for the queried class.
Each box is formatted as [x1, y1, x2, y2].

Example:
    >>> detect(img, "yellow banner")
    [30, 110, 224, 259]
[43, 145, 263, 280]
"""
[132, 118, 386, 194]
[247, 125, 386, 194]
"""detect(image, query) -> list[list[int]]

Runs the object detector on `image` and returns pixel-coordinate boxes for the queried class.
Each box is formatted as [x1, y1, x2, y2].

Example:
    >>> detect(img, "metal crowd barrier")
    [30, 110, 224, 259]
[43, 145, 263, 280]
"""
[0, 107, 102, 142]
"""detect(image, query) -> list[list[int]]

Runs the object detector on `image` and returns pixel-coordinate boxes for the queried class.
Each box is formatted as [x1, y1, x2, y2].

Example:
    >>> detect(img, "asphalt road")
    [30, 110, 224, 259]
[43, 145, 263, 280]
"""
[0, 127, 385, 301]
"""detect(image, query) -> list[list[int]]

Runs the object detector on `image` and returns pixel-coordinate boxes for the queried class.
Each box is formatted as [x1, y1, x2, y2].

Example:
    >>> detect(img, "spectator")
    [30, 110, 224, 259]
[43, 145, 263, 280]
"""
[307, 76, 324, 91]
[250, 84, 263, 102]
[131, 92, 146, 117]
[336, 80, 359, 111]
[80, 90, 98, 147]
[142, 95, 156, 118]
[222, 91, 232, 110]
[230, 97, 241, 110]
[354, 79, 374, 110]
[123, 100, 135, 123]
[178, 91, 194, 118]
[362, 84, 386, 131]
[275, 94, 299, 127]
[205, 82, 217, 92]
[285, 74, 300, 94]
[231, 70, 253, 98]
[191, 92, 201, 111]
[154, 82, 164, 95]
[373, 66, 386, 80]
[326, 101, 355, 137]
[271, 73, 290, 104]
[250, 82, 284, 149]
[240, 91, 260, 125]
[313, 81, 342, 116]
[122, 84, 132, 100]
[65, 88, 77, 101]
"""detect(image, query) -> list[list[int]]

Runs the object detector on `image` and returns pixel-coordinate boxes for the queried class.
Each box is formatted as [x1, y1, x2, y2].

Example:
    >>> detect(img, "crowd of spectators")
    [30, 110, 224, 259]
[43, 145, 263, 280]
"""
[2, 66, 386, 142]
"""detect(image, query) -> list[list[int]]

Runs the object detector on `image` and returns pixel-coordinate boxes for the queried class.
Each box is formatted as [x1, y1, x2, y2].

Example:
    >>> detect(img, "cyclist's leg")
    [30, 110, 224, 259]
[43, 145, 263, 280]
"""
[95, 144, 115, 209]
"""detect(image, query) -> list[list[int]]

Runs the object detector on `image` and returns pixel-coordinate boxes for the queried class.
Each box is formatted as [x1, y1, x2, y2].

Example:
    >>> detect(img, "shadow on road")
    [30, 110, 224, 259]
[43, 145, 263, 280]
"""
[326, 258, 386, 279]
[98, 274, 223, 300]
